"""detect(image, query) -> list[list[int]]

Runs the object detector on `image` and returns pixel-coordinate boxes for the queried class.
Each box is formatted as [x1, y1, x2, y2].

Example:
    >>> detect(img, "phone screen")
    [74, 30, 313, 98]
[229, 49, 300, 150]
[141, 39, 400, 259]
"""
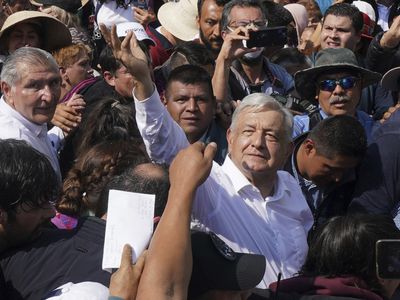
[376, 239, 400, 279]
[247, 26, 287, 48]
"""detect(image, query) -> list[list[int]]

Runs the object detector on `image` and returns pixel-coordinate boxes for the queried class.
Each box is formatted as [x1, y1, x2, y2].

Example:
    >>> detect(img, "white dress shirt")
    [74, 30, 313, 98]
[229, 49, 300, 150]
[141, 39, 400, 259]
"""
[135, 88, 313, 288]
[0, 97, 62, 181]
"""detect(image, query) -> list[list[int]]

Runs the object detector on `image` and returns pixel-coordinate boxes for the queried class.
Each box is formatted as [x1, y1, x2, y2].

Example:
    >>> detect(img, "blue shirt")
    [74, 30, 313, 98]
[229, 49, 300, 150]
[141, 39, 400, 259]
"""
[293, 108, 377, 142]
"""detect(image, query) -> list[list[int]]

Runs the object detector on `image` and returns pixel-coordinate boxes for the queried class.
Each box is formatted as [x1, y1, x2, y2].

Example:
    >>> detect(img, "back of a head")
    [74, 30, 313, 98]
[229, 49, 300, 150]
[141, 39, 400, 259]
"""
[301, 214, 400, 296]
[97, 163, 170, 219]
[323, 3, 363, 32]
[59, 140, 148, 217]
[76, 96, 142, 157]
[165, 64, 214, 99]
[307, 115, 367, 159]
[174, 42, 215, 67]
[0, 139, 59, 213]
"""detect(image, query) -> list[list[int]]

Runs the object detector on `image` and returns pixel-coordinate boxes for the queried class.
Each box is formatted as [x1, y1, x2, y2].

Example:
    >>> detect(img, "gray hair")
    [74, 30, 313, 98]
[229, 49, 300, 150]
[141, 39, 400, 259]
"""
[1, 47, 59, 87]
[220, 0, 266, 32]
[230, 93, 294, 142]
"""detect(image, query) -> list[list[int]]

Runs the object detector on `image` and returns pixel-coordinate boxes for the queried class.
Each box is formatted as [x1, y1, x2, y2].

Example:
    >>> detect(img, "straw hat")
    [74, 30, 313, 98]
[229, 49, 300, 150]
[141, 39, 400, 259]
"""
[295, 48, 381, 99]
[29, 0, 90, 13]
[157, 0, 198, 41]
[0, 10, 72, 53]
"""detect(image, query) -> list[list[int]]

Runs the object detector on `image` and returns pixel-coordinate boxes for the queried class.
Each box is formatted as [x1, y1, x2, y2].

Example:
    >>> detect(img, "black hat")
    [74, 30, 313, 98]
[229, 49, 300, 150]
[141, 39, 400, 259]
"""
[189, 231, 266, 298]
[294, 48, 381, 100]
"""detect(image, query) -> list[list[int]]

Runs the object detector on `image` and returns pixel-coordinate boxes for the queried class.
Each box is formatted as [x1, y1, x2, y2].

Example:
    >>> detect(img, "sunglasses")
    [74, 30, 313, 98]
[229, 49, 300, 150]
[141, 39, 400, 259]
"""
[318, 76, 359, 92]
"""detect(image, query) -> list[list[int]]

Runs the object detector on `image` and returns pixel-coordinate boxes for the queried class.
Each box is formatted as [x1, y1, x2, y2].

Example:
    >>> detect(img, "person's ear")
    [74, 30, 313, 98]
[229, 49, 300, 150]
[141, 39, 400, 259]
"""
[304, 139, 316, 156]
[161, 93, 168, 106]
[1, 81, 12, 105]
[103, 71, 116, 87]
[226, 127, 233, 153]
[196, 15, 200, 28]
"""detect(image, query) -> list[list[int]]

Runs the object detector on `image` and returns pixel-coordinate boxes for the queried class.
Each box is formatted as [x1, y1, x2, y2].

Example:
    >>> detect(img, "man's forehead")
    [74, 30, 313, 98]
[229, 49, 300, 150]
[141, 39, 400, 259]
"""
[18, 66, 60, 81]
[235, 107, 284, 127]
[323, 14, 353, 27]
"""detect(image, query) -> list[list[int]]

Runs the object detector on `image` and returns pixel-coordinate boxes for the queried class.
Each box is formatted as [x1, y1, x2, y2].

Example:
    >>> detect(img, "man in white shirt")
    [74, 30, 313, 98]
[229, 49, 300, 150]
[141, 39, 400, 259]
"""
[101, 24, 313, 288]
[0, 47, 63, 181]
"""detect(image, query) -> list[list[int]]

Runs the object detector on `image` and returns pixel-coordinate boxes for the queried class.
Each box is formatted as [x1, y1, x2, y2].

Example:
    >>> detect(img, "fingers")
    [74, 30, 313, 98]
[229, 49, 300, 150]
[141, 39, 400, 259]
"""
[134, 250, 147, 275]
[99, 23, 111, 44]
[120, 244, 133, 267]
[204, 142, 217, 162]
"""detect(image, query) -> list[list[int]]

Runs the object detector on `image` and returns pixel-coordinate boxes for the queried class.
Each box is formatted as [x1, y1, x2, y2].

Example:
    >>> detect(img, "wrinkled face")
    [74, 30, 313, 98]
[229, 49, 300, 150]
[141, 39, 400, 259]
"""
[7, 22, 41, 53]
[316, 72, 361, 117]
[302, 141, 360, 187]
[2, 65, 61, 125]
[1, 201, 56, 248]
[165, 81, 215, 143]
[64, 51, 93, 87]
[320, 15, 360, 51]
[198, 0, 224, 54]
[227, 109, 290, 180]
[114, 65, 135, 99]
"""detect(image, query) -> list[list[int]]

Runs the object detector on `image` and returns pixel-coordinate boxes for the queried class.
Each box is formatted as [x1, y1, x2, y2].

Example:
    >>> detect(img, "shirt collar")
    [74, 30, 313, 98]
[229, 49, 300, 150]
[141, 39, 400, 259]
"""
[222, 155, 253, 193]
[0, 96, 47, 137]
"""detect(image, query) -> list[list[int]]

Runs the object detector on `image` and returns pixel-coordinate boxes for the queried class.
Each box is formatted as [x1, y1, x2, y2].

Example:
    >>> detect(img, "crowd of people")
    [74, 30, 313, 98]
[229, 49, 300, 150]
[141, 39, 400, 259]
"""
[0, 0, 400, 298]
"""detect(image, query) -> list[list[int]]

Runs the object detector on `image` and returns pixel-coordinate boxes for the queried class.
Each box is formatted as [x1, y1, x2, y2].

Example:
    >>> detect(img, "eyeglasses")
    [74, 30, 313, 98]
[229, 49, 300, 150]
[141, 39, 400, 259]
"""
[318, 76, 359, 92]
[228, 19, 268, 30]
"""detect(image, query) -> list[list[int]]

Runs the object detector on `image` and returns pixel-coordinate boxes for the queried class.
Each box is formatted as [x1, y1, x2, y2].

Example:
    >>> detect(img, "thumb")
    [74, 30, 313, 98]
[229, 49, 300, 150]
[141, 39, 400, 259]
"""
[120, 244, 133, 267]
[204, 142, 217, 162]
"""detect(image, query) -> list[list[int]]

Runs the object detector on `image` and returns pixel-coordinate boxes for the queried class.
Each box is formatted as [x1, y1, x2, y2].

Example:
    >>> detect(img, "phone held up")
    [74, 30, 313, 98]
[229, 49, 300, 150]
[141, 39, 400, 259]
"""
[246, 26, 288, 48]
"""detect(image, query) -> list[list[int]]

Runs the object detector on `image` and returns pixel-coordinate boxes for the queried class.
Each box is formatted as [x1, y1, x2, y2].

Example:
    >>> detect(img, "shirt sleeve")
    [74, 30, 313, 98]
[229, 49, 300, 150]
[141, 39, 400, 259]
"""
[47, 126, 64, 152]
[134, 86, 189, 164]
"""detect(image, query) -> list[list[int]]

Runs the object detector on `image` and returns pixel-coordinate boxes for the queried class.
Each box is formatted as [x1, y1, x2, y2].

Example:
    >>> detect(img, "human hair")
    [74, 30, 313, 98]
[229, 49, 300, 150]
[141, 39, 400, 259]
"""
[76, 96, 142, 157]
[174, 42, 215, 67]
[97, 163, 170, 220]
[270, 47, 312, 74]
[52, 43, 90, 68]
[300, 214, 400, 297]
[323, 3, 363, 33]
[165, 64, 214, 100]
[98, 45, 123, 75]
[230, 93, 293, 142]
[0, 139, 59, 216]
[307, 115, 367, 159]
[220, 0, 266, 32]
[197, 0, 230, 17]
[58, 140, 148, 217]
[262, 0, 293, 27]
[1, 47, 59, 87]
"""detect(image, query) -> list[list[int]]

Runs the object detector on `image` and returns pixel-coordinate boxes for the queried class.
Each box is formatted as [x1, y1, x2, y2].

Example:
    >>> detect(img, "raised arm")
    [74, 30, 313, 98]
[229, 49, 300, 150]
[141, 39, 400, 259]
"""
[136, 142, 217, 300]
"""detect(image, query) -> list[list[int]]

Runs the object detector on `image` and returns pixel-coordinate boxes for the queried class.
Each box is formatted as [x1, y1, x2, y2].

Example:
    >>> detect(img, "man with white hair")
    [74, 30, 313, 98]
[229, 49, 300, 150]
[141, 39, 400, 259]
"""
[101, 24, 313, 288]
[0, 47, 63, 180]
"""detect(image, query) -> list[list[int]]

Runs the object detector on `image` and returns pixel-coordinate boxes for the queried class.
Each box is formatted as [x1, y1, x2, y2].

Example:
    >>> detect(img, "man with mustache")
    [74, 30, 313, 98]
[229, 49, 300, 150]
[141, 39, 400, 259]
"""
[293, 48, 381, 141]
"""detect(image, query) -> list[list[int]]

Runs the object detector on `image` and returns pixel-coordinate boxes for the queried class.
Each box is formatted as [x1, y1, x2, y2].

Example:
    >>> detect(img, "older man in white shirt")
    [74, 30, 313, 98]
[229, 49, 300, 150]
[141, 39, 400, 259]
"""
[101, 25, 313, 288]
[0, 47, 63, 181]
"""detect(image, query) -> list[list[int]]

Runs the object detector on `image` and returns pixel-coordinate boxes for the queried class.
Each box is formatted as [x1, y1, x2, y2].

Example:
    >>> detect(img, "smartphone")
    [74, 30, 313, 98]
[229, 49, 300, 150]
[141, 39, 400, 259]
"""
[376, 239, 400, 279]
[247, 26, 287, 48]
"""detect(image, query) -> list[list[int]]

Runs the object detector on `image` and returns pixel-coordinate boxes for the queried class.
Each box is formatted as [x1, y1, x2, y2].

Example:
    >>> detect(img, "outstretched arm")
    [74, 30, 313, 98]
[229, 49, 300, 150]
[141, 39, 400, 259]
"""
[136, 142, 217, 300]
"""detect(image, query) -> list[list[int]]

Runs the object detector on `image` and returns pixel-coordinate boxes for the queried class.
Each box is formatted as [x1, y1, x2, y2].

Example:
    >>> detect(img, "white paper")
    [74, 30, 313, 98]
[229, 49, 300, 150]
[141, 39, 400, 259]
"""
[102, 189, 155, 272]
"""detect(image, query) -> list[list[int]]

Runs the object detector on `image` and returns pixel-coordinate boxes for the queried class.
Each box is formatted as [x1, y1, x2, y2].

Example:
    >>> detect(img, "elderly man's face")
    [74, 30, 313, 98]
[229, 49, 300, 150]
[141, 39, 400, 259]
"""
[2, 64, 61, 125]
[227, 108, 291, 180]
[320, 15, 360, 51]
[316, 71, 361, 117]
[197, 0, 224, 55]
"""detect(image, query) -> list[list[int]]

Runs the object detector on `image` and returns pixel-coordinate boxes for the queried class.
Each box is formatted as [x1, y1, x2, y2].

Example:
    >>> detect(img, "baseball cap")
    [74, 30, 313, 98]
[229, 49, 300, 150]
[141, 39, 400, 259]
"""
[116, 22, 155, 47]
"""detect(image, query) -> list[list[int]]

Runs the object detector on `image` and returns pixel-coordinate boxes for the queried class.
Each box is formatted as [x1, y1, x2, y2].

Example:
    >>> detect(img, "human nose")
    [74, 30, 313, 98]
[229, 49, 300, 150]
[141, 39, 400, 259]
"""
[186, 98, 198, 112]
[332, 81, 345, 95]
[251, 131, 265, 149]
[213, 23, 221, 36]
